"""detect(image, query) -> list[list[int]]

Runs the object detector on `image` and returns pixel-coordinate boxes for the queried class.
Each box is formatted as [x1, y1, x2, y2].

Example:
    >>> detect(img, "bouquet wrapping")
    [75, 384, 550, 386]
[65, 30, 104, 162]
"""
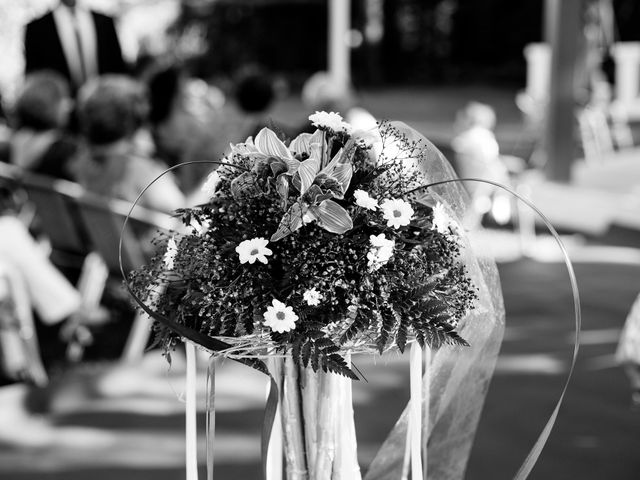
[128, 113, 508, 479]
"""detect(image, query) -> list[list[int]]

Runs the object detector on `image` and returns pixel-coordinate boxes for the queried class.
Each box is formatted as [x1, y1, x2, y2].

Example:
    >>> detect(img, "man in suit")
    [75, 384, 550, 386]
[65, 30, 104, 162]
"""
[24, 0, 127, 94]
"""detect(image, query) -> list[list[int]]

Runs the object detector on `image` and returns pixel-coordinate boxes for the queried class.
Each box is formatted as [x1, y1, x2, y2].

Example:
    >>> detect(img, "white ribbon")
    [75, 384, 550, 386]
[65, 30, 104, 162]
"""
[206, 356, 216, 480]
[266, 358, 283, 480]
[186, 342, 199, 480]
[422, 346, 432, 479]
[406, 342, 424, 480]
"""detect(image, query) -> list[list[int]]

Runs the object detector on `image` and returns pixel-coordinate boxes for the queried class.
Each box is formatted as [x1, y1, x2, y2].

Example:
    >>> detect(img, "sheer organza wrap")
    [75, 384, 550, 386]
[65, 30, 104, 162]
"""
[364, 122, 505, 480]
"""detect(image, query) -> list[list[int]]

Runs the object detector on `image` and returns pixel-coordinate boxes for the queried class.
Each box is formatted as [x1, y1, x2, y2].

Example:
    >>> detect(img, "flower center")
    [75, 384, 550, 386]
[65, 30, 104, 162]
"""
[250, 249, 259, 255]
[276, 311, 286, 320]
[393, 210, 402, 218]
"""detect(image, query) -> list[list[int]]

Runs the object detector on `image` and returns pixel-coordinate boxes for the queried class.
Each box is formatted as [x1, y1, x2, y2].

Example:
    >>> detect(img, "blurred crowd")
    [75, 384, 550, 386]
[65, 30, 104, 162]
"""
[0, 0, 638, 413]
[0, 0, 288, 388]
[0, 0, 384, 389]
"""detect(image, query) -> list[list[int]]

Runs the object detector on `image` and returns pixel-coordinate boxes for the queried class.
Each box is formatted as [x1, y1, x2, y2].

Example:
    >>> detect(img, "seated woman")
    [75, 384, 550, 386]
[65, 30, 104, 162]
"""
[71, 75, 185, 214]
[8, 71, 77, 180]
[146, 64, 226, 195]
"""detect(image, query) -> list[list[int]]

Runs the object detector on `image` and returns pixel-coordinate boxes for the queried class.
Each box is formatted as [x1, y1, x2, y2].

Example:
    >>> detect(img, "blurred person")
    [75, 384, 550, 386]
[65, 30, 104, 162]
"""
[451, 101, 513, 226]
[71, 74, 185, 214]
[0, 191, 108, 387]
[233, 66, 280, 138]
[146, 63, 226, 194]
[301, 71, 377, 133]
[8, 71, 77, 180]
[184, 66, 290, 205]
[617, 293, 640, 409]
[24, 0, 127, 94]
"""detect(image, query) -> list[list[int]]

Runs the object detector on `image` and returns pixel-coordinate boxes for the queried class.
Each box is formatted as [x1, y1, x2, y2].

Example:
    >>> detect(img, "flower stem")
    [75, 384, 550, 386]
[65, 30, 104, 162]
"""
[301, 365, 319, 476]
[282, 356, 307, 479]
[314, 370, 337, 479]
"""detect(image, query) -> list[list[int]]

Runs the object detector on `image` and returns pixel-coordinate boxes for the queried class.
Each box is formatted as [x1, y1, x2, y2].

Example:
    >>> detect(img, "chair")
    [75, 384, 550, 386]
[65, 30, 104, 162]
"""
[71, 191, 173, 274]
[577, 107, 615, 165]
[70, 190, 173, 362]
[17, 171, 173, 362]
[19, 173, 89, 268]
[577, 106, 637, 165]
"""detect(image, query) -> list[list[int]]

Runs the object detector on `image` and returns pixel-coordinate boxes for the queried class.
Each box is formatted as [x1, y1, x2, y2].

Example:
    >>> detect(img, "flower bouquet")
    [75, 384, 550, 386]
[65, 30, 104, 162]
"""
[128, 112, 507, 479]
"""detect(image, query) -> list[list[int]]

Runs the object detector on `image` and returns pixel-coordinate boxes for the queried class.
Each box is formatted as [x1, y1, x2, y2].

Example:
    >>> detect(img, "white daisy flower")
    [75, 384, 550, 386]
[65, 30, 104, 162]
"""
[263, 299, 298, 333]
[369, 233, 394, 250]
[431, 203, 458, 235]
[380, 198, 415, 229]
[303, 288, 323, 306]
[308, 111, 353, 134]
[367, 234, 395, 271]
[163, 237, 178, 270]
[235, 237, 273, 264]
[353, 189, 379, 210]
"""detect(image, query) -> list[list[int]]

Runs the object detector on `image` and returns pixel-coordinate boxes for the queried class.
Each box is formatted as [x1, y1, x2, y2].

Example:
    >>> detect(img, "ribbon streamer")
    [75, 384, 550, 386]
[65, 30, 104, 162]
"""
[185, 342, 199, 480]
[263, 374, 281, 480]
[206, 355, 216, 480]
[266, 359, 283, 480]
[422, 346, 431, 479]
[409, 342, 424, 480]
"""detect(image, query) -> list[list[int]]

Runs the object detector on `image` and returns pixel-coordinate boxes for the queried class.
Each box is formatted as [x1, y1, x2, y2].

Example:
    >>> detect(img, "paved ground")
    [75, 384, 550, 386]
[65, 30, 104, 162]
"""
[1, 233, 639, 480]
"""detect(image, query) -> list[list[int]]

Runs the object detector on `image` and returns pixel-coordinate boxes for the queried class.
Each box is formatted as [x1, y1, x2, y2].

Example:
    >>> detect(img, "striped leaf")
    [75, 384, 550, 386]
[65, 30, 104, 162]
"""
[289, 132, 313, 155]
[311, 200, 353, 234]
[332, 161, 353, 195]
[255, 127, 291, 159]
[296, 156, 321, 195]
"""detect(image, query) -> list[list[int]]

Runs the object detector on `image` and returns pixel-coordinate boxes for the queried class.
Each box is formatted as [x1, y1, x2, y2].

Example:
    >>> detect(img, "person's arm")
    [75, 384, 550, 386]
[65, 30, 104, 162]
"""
[0, 216, 81, 325]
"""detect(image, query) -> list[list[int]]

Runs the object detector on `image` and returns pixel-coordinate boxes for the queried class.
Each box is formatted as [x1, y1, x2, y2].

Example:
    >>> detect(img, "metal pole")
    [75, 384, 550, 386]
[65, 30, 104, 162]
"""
[328, 0, 351, 94]
[544, 0, 585, 182]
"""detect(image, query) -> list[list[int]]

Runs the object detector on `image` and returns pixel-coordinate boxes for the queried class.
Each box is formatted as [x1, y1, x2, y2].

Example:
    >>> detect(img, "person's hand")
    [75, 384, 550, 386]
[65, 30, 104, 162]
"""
[60, 305, 110, 362]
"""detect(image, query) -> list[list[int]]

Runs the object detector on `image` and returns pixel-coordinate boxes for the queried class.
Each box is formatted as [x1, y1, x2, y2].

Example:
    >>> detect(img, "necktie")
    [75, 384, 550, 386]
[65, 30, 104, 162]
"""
[71, 10, 87, 85]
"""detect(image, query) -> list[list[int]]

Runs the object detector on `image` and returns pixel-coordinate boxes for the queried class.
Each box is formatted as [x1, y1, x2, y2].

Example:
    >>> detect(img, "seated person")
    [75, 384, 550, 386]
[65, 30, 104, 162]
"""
[0, 213, 109, 386]
[184, 66, 288, 205]
[8, 71, 77, 179]
[232, 66, 283, 138]
[146, 64, 226, 195]
[71, 74, 185, 214]
[451, 102, 512, 225]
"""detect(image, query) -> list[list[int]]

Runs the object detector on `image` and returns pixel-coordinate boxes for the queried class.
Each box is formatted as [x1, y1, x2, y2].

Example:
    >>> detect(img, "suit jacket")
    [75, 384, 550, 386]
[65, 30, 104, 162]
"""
[24, 9, 126, 91]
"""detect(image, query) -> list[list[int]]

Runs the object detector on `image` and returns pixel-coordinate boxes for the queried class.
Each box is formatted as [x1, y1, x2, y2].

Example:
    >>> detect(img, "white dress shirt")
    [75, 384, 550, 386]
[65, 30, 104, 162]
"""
[52, 4, 98, 87]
